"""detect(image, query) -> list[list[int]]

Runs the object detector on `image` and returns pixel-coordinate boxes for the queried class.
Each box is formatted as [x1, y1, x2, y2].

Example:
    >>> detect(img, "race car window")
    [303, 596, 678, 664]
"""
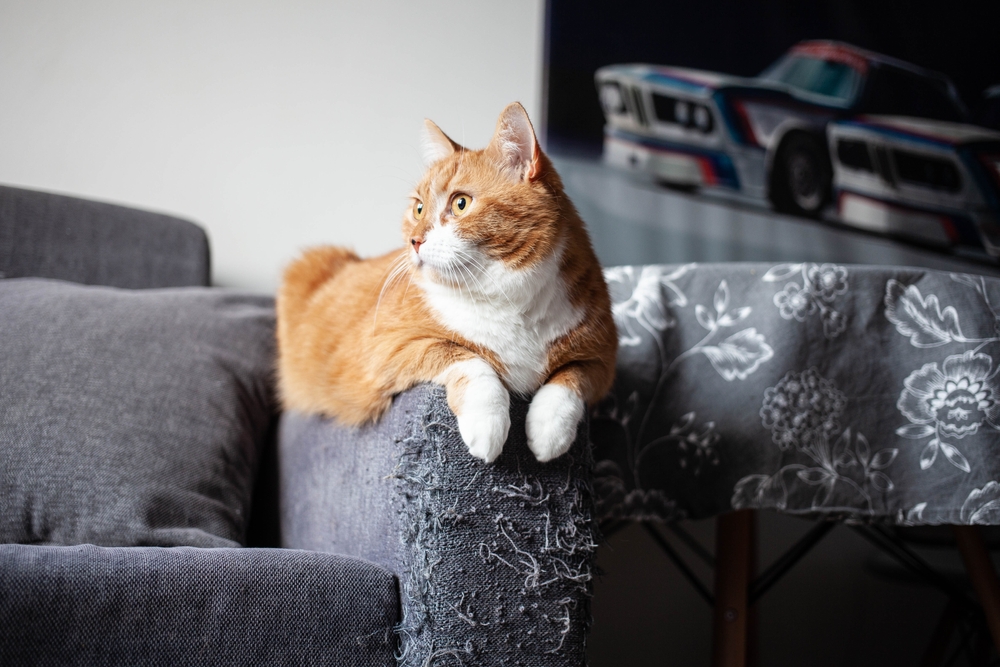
[759, 55, 861, 105]
[861, 66, 966, 123]
[836, 139, 875, 173]
[892, 150, 962, 192]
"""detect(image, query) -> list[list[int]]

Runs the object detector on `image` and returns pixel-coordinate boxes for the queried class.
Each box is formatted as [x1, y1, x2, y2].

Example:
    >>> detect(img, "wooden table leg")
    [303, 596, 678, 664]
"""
[952, 525, 1000, 654]
[746, 511, 759, 667]
[712, 509, 755, 667]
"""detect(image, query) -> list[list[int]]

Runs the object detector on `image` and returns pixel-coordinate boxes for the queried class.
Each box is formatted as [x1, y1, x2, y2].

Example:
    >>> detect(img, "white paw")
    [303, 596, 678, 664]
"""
[441, 359, 511, 463]
[526, 384, 584, 462]
[458, 404, 510, 463]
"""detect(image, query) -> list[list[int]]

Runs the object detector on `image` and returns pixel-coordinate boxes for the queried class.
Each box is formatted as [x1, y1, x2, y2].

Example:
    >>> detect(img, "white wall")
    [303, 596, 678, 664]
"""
[0, 1, 545, 291]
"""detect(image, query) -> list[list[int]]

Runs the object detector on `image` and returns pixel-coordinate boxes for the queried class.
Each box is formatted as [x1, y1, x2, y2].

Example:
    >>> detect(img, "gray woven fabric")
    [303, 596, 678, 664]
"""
[0, 184, 210, 288]
[279, 384, 597, 667]
[594, 262, 1000, 525]
[0, 543, 399, 666]
[0, 279, 276, 547]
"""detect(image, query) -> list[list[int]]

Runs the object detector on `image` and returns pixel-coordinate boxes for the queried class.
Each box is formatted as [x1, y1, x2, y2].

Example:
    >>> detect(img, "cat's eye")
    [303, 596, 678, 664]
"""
[413, 201, 424, 220]
[451, 194, 472, 216]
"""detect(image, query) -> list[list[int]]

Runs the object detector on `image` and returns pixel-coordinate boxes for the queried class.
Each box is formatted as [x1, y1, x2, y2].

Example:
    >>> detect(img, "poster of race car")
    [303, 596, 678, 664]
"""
[544, 1, 1000, 265]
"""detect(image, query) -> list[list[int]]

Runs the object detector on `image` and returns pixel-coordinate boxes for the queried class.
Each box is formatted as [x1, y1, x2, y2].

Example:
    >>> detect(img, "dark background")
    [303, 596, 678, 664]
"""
[543, 0, 1000, 155]
[548, 5, 1000, 665]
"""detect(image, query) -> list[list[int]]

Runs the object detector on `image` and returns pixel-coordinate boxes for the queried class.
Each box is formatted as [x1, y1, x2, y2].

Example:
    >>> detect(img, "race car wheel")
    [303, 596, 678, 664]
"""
[770, 133, 832, 218]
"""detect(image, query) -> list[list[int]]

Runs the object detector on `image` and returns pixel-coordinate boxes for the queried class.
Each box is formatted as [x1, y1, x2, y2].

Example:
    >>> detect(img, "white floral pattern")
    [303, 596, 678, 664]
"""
[591, 263, 1000, 527]
[594, 266, 774, 513]
[896, 350, 1000, 473]
[773, 282, 816, 321]
[605, 264, 692, 347]
[887, 278, 1000, 474]
[635, 412, 721, 477]
[885, 280, 967, 347]
[806, 264, 850, 302]
[895, 502, 929, 526]
[733, 370, 898, 514]
[961, 482, 1000, 524]
[603, 267, 773, 384]
[763, 263, 848, 339]
[760, 369, 846, 451]
[765, 263, 849, 338]
[673, 280, 774, 383]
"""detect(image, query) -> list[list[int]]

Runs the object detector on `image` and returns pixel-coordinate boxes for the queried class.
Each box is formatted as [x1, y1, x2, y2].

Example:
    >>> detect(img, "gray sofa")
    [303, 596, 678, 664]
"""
[0, 185, 596, 666]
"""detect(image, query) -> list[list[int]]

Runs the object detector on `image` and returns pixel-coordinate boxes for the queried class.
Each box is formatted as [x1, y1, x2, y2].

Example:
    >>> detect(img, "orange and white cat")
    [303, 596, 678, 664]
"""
[276, 103, 616, 463]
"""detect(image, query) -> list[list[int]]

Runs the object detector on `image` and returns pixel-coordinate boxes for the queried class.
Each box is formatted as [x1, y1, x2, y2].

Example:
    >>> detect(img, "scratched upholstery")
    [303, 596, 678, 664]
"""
[279, 385, 597, 667]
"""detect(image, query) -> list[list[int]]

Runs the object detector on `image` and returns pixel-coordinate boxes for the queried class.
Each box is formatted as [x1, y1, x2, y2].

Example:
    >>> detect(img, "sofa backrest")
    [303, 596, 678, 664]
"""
[0, 184, 210, 288]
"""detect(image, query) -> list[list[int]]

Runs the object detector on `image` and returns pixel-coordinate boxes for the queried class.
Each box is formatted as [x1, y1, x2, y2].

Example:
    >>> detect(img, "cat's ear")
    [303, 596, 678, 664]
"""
[488, 102, 542, 182]
[421, 119, 462, 165]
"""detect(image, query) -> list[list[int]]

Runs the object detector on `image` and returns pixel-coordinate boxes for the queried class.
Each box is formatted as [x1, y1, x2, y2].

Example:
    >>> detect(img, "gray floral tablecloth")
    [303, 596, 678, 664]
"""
[592, 263, 1000, 526]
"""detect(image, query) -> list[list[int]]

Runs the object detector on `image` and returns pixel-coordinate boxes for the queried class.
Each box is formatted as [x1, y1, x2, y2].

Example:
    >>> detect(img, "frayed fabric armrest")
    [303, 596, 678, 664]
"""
[279, 384, 597, 667]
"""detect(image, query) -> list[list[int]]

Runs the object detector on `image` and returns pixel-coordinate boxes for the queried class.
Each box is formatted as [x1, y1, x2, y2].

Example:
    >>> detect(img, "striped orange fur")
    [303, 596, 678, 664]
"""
[276, 103, 616, 462]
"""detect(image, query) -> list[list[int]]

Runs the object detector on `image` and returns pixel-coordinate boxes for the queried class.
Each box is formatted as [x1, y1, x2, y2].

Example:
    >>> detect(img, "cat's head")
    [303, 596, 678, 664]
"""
[403, 103, 568, 289]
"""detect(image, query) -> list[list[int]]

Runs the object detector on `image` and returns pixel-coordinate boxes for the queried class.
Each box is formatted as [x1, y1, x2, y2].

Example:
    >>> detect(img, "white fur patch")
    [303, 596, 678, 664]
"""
[438, 358, 510, 463]
[526, 383, 584, 462]
[417, 228, 583, 396]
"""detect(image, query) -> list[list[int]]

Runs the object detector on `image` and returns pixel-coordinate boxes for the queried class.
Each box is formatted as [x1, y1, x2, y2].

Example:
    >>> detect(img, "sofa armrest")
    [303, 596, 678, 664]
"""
[279, 384, 597, 667]
[0, 544, 398, 666]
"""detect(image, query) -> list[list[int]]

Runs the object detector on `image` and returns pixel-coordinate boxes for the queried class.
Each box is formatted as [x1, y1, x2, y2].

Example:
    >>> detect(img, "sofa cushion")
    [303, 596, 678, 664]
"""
[0, 544, 399, 666]
[0, 278, 276, 548]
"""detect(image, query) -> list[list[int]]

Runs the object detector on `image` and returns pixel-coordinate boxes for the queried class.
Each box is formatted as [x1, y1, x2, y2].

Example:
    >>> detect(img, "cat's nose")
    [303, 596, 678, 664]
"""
[410, 237, 424, 253]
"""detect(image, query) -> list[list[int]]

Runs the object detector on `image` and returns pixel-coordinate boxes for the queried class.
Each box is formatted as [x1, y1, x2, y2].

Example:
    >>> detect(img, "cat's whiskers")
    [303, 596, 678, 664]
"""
[454, 249, 516, 308]
[401, 259, 418, 302]
[453, 262, 481, 301]
[448, 263, 469, 296]
[373, 261, 406, 329]
[453, 261, 485, 297]
[374, 251, 406, 292]
[452, 257, 499, 304]
[437, 256, 481, 302]
[373, 254, 411, 332]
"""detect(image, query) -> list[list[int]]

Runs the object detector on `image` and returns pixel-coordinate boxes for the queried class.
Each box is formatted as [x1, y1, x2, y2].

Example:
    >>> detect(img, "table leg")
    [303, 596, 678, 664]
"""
[952, 525, 1000, 654]
[747, 511, 759, 667]
[712, 509, 755, 667]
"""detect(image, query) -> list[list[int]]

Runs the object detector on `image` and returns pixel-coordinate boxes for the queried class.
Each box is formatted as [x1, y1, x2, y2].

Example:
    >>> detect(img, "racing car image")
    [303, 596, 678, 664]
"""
[596, 41, 1000, 257]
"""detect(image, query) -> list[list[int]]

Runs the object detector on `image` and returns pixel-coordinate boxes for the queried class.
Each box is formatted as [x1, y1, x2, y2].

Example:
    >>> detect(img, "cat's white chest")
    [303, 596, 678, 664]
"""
[419, 252, 582, 395]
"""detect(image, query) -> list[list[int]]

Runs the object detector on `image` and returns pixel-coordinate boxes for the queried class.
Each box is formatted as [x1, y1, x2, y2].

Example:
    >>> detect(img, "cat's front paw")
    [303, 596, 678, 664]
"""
[440, 358, 510, 462]
[458, 406, 510, 463]
[526, 383, 585, 462]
